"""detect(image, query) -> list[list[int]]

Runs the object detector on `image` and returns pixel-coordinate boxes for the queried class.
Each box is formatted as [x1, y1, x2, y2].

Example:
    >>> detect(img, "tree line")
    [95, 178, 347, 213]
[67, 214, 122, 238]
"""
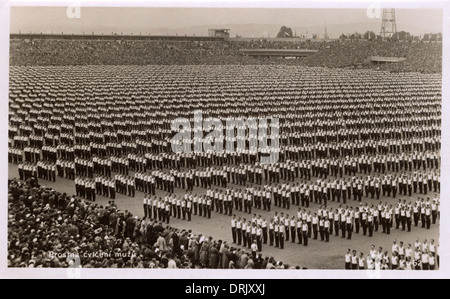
[339, 31, 442, 42]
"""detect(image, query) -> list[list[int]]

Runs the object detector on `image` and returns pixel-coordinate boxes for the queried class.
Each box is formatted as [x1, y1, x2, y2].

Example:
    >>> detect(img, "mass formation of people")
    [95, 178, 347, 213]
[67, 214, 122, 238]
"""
[8, 49, 441, 269]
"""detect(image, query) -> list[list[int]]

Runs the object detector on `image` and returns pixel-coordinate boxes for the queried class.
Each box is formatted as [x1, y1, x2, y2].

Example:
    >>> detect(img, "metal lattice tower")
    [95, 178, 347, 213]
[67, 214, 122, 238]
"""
[380, 9, 397, 38]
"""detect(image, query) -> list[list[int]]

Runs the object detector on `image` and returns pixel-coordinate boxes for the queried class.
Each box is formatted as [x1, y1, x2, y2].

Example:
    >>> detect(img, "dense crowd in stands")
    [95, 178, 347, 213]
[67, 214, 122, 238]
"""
[7, 179, 300, 269]
[9, 38, 441, 73]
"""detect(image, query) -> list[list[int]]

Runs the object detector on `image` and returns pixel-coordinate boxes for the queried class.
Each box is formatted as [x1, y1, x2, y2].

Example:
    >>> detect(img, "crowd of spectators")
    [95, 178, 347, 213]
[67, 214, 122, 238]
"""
[9, 37, 441, 73]
[7, 179, 301, 269]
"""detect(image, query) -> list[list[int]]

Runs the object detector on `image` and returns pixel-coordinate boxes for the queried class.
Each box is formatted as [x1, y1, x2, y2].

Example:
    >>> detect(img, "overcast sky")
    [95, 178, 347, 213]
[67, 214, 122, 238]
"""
[10, 6, 443, 36]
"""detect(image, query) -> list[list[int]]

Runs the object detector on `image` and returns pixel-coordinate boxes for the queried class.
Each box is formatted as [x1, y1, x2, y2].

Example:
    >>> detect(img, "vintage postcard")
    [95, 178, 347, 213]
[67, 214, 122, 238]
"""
[1, 0, 448, 280]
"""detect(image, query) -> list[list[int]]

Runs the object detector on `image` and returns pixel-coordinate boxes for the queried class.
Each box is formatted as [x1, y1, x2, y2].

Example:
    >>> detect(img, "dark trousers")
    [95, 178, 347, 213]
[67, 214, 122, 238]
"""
[347, 224, 352, 239]
[355, 219, 360, 233]
[368, 223, 373, 237]
[165, 211, 170, 224]
[302, 231, 308, 246]
[143, 204, 148, 218]
[297, 228, 302, 244]
[279, 233, 284, 249]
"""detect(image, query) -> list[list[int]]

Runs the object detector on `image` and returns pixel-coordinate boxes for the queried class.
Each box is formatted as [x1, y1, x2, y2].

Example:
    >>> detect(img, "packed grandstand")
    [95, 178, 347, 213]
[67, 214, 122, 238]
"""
[9, 36, 441, 73]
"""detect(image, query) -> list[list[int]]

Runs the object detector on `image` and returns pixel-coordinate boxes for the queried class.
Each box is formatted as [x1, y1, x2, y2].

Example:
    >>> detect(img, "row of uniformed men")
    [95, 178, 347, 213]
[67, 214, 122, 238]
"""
[284, 124, 439, 145]
[229, 207, 359, 250]
[205, 171, 440, 213]
[56, 144, 75, 161]
[40, 145, 58, 162]
[10, 122, 439, 167]
[74, 158, 94, 178]
[22, 147, 41, 163]
[282, 135, 440, 161]
[286, 124, 440, 144]
[16, 161, 440, 215]
[55, 159, 76, 180]
[142, 193, 212, 223]
[92, 156, 112, 177]
[113, 174, 136, 197]
[27, 108, 439, 147]
[16, 108, 440, 141]
[121, 151, 441, 195]
[270, 171, 442, 208]
[76, 175, 140, 200]
[16, 163, 37, 181]
[15, 144, 441, 188]
[231, 198, 440, 252]
[10, 97, 439, 130]
[12, 113, 439, 141]
[12, 134, 30, 149]
[75, 176, 96, 201]
[131, 173, 441, 222]
[175, 179, 439, 236]
[73, 144, 95, 160]
[57, 133, 75, 146]
[355, 239, 439, 270]
[10, 135, 440, 184]
[31, 116, 439, 150]
[8, 148, 24, 164]
[35, 161, 56, 182]
[18, 145, 438, 186]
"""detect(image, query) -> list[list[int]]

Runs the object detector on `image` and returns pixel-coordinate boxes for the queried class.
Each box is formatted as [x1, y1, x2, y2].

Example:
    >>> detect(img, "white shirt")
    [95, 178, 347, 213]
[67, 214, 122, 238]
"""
[345, 254, 351, 263]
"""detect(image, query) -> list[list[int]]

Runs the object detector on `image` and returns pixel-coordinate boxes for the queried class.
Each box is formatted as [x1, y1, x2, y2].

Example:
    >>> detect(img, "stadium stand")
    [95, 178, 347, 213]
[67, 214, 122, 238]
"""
[9, 37, 442, 73]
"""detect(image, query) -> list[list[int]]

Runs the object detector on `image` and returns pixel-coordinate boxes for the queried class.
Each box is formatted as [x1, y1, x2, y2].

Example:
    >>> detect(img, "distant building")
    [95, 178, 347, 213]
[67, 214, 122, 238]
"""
[208, 29, 230, 39]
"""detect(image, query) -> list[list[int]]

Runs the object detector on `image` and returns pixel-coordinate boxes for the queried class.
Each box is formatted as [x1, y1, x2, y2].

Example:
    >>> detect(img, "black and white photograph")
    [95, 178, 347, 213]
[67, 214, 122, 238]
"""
[1, 0, 448, 279]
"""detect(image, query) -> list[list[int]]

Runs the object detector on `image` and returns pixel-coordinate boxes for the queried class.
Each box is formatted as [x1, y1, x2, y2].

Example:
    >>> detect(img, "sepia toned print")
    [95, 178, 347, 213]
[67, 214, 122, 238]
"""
[6, 4, 441, 272]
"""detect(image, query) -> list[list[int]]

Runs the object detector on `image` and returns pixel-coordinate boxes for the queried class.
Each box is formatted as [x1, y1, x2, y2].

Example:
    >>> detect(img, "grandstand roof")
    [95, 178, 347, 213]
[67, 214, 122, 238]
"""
[370, 56, 406, 63]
